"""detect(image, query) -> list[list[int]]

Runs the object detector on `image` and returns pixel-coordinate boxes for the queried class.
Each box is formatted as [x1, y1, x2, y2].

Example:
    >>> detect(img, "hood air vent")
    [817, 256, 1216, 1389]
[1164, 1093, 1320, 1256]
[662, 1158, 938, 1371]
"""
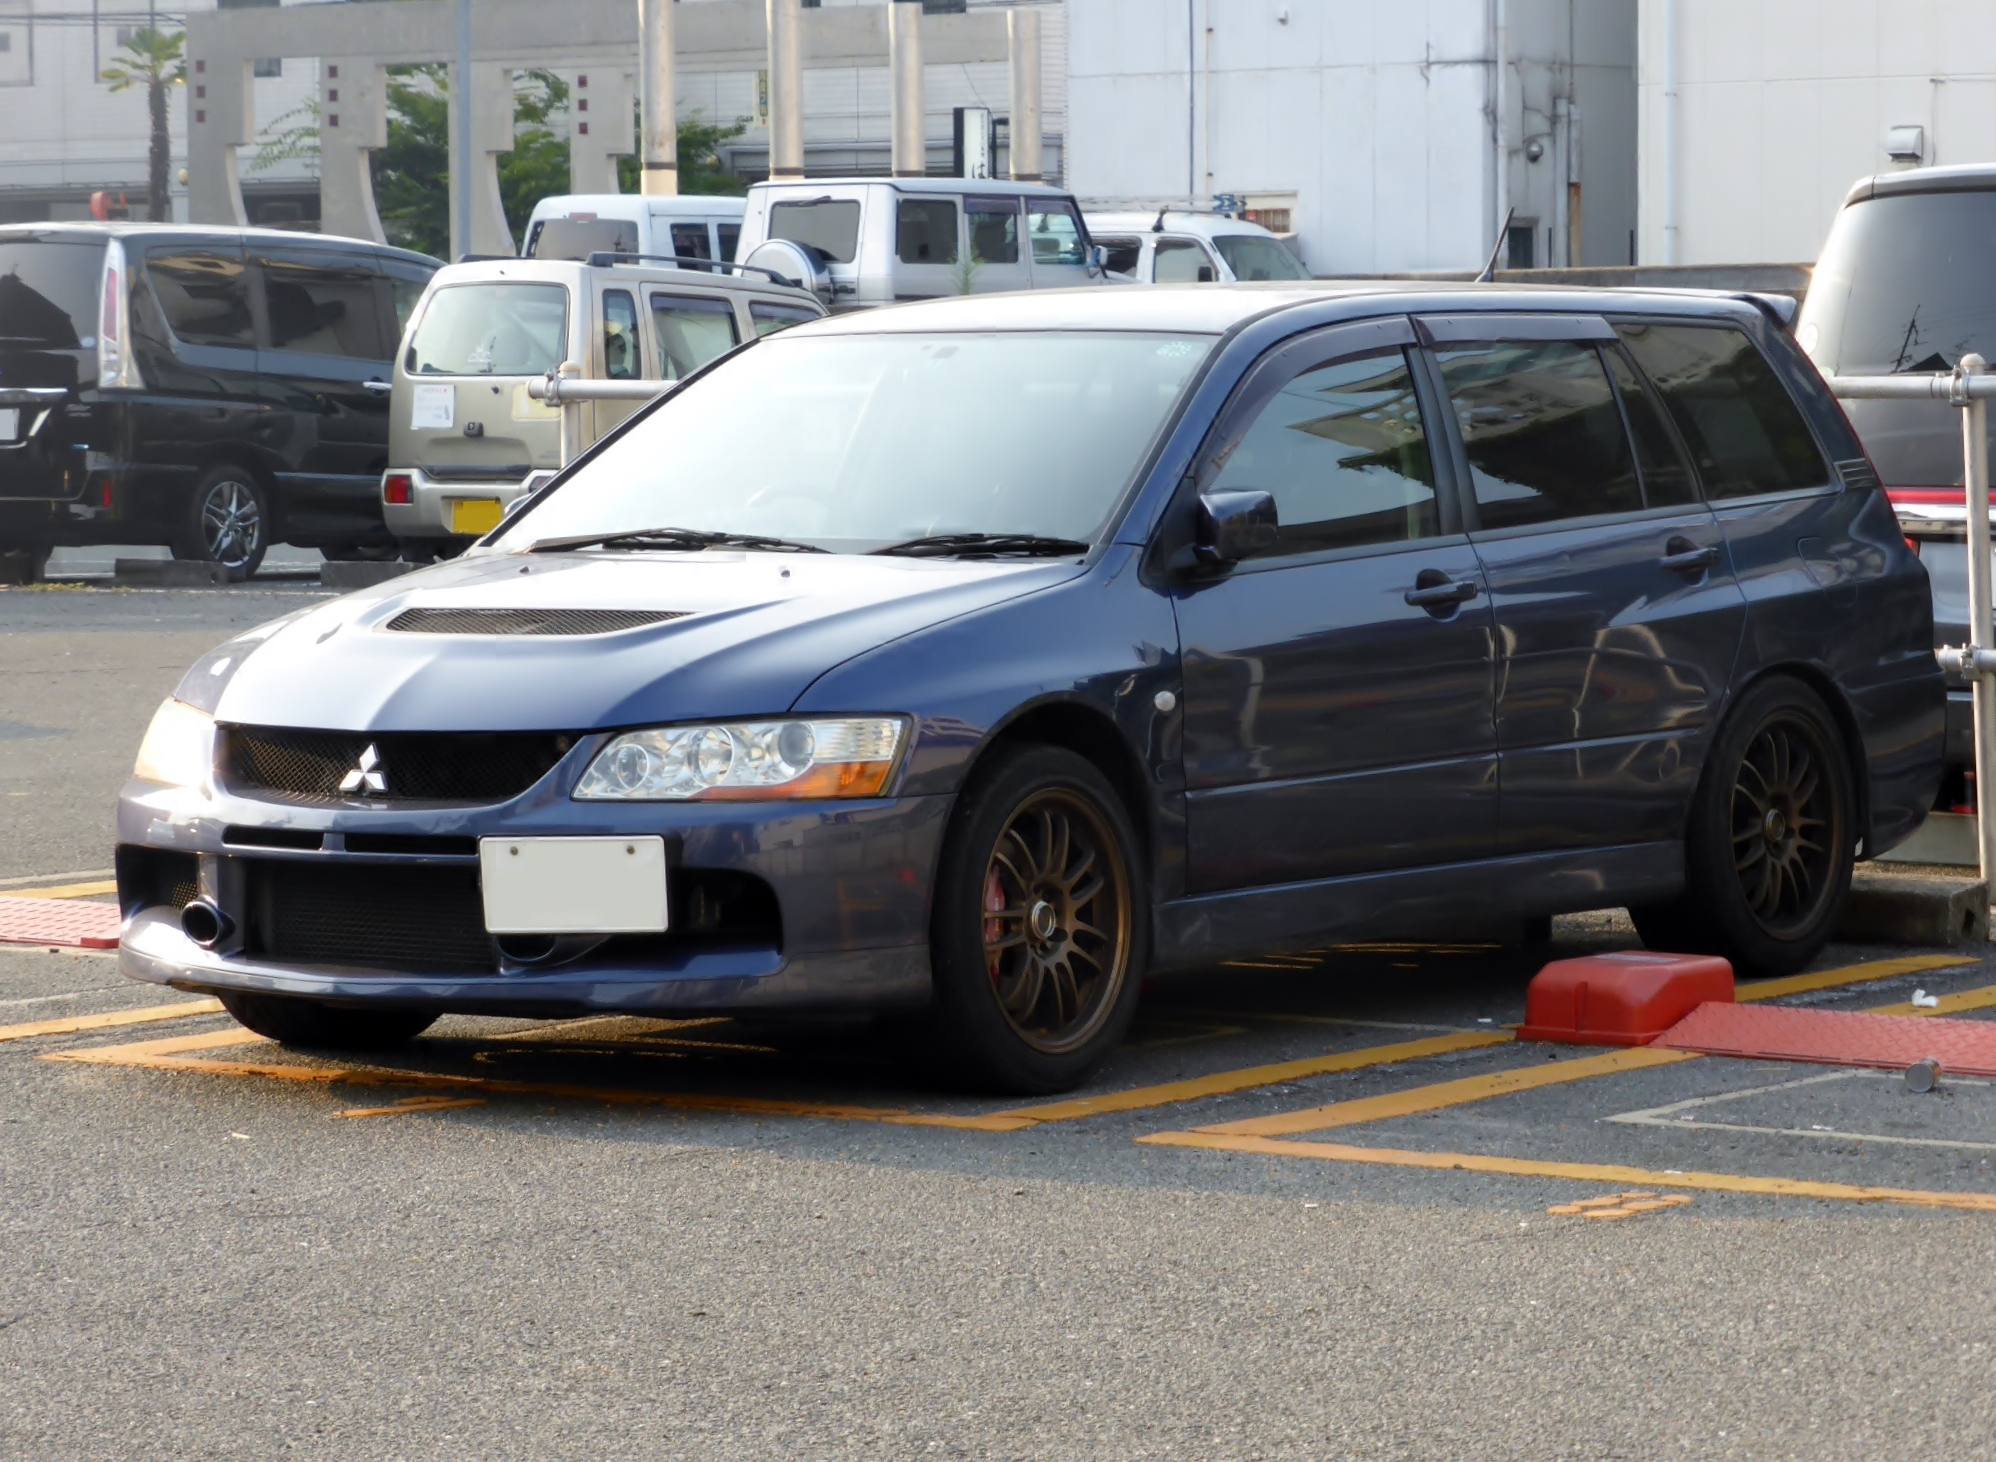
[384, 607, 689, 636]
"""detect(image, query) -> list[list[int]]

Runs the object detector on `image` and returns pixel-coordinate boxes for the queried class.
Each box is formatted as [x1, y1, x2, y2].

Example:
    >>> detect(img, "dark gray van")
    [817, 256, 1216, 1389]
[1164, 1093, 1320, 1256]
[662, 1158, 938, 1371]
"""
[0, 224, 440, 581]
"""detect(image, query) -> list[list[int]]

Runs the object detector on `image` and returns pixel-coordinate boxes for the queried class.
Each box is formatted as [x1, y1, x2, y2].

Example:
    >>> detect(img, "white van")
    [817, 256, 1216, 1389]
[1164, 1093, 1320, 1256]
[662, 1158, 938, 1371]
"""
[1084, 211, 1310, 284]
[521, 194, 748, 268]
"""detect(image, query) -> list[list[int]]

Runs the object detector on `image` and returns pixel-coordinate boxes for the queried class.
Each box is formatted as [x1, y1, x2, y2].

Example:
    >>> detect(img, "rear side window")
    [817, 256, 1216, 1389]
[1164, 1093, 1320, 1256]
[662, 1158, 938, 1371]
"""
[1617, 323, 1827, 499]
[256, 249, 385, 359]
[649, 292, 737, 379]
[602, 289, 639, 380]
[770, 200, 860, 264]
[718, 223, 741, 262]
[896, 198, 958, 265]
[966, 198, 1019, 265]
[528, 218, 638, 261]
[379, 258, 436, 338]
[145, 247, 253, 348]
[669, 223, 711, 261]
[1437, 339, 1644, 529]
[1154, 239, 1212, 284]
[1601, 345, 1697, 507]
[1026, 200, 1087, 266]
[1210, 349, 1439, 557]
[0, 240, 100, 350]
[406, 283, 567, 375]
[748, 300, 819, 338]
[1213, 234, 1309, 282]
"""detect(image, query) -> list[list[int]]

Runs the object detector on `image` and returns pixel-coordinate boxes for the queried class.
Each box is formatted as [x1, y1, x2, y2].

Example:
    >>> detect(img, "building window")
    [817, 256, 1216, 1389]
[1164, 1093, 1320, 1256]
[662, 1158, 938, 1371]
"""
[0, 33, 12, 52]
[253, 57, 282, 78]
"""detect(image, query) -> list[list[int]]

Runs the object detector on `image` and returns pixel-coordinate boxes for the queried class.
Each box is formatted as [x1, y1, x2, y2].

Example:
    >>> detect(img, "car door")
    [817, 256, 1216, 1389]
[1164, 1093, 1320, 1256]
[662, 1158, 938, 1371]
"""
[132, 240, 265, 506]
[890, 193, 961, 302]
[1173, 317, 1499, 892]
[1024, 196, 1094, 288]
[592, 282, 646, 443]
[964, 195, 1032, 293]
[1420, 314, 1748, 856]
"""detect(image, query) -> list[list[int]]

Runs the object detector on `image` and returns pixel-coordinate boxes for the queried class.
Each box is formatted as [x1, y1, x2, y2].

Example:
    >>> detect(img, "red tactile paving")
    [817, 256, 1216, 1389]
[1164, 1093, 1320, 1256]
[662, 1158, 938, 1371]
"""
[1655, 1001, 1996, 1077]
[0, 898, 122, 950]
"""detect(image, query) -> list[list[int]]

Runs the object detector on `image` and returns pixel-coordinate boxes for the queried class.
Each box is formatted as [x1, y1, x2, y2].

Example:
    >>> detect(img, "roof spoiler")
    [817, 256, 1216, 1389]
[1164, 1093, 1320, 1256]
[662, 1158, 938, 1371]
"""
[1736, 291, 1799, 330]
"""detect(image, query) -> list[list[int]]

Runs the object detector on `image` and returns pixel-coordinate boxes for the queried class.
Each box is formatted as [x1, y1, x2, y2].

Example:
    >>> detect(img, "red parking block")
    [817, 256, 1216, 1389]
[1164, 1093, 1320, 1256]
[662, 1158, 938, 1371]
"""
[0, 897, 122, 949]
[1654, 1001, 1996, 1077]
[1516, 951, 1736, 1046]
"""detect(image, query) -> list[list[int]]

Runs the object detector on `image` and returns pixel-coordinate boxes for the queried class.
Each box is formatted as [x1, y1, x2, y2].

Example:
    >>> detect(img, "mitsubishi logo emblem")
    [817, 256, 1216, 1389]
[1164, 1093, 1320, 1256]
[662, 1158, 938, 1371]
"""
[338, 744, 386, 794]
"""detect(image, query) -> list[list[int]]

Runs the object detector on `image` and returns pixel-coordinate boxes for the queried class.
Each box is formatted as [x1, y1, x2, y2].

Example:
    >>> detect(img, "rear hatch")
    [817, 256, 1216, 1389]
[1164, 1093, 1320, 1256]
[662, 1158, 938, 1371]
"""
[0, 235, 104, 499]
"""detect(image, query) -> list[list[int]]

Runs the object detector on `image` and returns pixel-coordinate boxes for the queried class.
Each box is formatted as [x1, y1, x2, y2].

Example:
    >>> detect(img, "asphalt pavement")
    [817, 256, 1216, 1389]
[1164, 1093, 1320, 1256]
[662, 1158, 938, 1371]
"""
[4, 582, 1994, 1460]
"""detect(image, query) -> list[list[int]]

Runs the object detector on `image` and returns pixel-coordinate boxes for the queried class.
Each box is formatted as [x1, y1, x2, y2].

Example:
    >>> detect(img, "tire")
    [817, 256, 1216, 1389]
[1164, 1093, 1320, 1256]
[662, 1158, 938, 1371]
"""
[1630, 676, 1855, 979]
[918, 744, 1147, 1094]
[172, 466, 268, 581]
[320, 541, 401, 563]
[0, 537, 51, 585]
[217, 991, 437, 1051]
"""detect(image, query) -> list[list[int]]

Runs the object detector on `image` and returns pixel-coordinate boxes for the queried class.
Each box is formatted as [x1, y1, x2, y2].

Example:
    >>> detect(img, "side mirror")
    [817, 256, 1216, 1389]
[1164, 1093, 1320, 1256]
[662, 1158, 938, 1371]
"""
[1196, 264, 1216, 283]
[1087, 243, 1107, 276]
[1195, 488, 1278, 565]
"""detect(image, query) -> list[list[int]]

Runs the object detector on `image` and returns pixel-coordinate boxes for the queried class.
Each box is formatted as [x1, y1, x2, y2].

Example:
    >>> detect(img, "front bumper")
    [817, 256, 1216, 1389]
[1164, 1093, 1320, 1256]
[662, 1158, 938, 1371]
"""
[381, 468, 537, 540]
[116, 770, 949, 1017]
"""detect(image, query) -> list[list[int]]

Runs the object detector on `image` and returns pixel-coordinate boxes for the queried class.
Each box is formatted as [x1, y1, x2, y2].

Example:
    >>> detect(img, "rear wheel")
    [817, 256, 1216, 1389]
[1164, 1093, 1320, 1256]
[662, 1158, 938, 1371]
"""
[1631, 676, 1854, 978]
[0, 536, 51, 584]
[173, 466, 268, 581]
[217, 991, 436, 1051]
[918, 745, 1145, 1094]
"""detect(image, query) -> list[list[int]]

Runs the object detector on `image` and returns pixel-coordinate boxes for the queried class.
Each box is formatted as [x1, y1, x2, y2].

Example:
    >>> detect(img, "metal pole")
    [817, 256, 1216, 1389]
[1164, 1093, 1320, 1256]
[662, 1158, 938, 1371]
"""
[1008, 6, 1043, 183]
[639, 0, 678, 196]
[452, 0, 472, 261]
[1960, 354, 1996, 884]
[1660, 0, 1677, 264]
[766, 0, 803, 179]
[890, 2, 924, 179]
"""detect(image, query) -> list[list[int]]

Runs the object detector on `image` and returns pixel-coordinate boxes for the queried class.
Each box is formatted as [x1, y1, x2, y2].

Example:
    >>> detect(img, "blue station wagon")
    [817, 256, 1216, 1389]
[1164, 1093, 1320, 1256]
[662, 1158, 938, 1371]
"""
[116, 284, 1943, 1092]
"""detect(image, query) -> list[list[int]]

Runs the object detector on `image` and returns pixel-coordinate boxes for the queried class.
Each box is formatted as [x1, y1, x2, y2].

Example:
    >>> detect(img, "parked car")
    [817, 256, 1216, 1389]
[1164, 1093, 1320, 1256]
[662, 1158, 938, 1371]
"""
[0, 223, 440, 581]
[118, 283, 1940, 1092]
[734, 177, 1116, 309]
[382, 255, 824, 551]
[1086, 210, 1311, 284]
[1793, 162, 1996, 808]
[520, 194, 746, 267]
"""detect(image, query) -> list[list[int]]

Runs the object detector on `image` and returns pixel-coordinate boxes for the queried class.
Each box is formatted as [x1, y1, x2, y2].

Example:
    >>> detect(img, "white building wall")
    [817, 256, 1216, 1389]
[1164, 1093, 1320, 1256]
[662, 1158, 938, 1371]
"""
[1639, 0, 1996, 265]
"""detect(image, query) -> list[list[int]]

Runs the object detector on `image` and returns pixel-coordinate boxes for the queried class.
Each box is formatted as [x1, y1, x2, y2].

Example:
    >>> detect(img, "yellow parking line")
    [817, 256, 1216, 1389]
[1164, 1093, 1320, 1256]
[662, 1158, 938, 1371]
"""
[1735, 954, 1972, 1002]
[335, 1097, 489, 1119]
[1870, 983, 1996, 1018]
[0, 998, 223, 1044]
[0, 879, 119, 900]
[1135, 1131, 1996, 1212]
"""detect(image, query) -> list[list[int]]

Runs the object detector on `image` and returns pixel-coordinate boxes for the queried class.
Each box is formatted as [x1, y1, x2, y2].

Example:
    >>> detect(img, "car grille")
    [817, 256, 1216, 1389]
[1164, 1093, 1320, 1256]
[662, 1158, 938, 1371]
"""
[243, 859, 497, 973]
[224, 726, 577, 804]
[384, 608, 689, 636]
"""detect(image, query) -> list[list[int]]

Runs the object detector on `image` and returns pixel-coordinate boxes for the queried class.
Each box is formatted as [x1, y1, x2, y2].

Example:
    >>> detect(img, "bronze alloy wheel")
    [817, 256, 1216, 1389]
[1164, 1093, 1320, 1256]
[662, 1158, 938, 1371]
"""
[1729, 711, 1844, 938]
[978, 788, 1133, 1056]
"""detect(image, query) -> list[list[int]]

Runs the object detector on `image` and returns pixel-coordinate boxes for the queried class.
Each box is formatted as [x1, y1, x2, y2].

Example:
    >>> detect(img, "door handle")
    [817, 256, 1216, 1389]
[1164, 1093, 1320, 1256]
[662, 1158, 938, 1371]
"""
[1660, 538, 1720, 574]
[361, 379, 393, 395]
[1404, 578, 1481, 608]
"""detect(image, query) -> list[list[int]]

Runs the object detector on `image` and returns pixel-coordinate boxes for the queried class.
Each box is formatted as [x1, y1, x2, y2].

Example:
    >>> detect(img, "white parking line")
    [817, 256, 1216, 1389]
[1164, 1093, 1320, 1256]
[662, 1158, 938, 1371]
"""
[1605, 1068, 1996, 1155]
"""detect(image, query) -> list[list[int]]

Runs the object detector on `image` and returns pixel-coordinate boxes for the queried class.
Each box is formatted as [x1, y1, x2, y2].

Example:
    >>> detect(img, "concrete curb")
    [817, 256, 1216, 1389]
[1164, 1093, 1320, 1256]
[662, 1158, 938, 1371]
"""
[113, 558, 231, 587]
[321, 560, 418, 591]
[1839, 867, 1990, 947]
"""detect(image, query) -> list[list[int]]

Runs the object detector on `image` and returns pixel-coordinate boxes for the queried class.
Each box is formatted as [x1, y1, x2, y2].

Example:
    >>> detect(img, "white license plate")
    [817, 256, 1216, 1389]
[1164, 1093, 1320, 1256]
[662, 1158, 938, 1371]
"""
[0, 409, 19, 440]
[478, 836, 668, 934]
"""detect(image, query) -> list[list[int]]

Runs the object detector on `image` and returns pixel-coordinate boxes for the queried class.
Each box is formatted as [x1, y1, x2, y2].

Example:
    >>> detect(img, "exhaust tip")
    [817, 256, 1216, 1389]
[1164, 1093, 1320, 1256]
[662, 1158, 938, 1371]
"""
[180, 899, 234, 949]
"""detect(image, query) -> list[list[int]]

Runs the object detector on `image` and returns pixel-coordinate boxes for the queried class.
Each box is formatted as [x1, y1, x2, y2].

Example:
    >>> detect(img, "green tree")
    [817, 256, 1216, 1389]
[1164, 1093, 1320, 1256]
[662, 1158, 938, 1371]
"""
[618, 112, 750, 197]
[101, 28, 186, 223]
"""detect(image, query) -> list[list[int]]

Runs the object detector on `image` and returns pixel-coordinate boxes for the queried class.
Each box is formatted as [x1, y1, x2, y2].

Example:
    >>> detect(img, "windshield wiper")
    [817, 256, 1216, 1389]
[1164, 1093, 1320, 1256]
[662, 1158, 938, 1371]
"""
[871, 532, 1092, 559]
[527, 527, 828, 554]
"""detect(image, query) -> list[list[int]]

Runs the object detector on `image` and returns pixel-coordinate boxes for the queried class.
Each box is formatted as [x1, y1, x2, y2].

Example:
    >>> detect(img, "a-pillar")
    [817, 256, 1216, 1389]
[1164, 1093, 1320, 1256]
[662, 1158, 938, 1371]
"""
[570, 70, 636, 195]
[185, 52, 252, 224]
[449, 62, 518, 259]
[319, 58, 388, 244]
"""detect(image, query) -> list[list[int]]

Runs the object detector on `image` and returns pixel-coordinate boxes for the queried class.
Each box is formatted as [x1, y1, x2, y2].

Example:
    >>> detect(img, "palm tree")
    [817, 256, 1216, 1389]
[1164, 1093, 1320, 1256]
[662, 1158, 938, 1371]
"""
[102, 28, 186, 223]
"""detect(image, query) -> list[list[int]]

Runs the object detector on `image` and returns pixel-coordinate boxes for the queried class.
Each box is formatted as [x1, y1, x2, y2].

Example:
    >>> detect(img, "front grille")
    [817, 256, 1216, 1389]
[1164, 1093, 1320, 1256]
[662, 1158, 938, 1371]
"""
[384, 608, 689, 636]
[224, 726, 576, 804]
[243, 859, 496, 973]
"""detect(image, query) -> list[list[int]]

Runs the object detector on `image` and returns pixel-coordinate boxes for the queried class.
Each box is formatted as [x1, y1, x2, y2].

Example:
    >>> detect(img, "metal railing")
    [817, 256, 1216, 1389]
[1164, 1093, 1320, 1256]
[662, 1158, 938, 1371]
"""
[527, 363, 673, 464]
[1826, 354, 1996, 880]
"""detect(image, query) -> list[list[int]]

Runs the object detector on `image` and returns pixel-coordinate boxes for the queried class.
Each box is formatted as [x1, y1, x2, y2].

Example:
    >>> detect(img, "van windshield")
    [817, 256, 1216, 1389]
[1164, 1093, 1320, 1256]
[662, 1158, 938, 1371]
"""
[406, 282, 567, 375]
[1213, 235, 1309, 282]
[1802, 190, 1996, 374]
[0, 240, 102, 351]
[500, 331, 1213, 552]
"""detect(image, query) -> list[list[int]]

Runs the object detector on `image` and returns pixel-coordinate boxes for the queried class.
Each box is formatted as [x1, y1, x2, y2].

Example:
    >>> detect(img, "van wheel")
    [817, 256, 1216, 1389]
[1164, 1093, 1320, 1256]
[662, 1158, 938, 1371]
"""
[1631, 676, 1854, 978]
[217, 991, 437, 1051]
[173, 466, 267, 581]
[0, 537, 52, 585]
[918, 745, 1145, 1094]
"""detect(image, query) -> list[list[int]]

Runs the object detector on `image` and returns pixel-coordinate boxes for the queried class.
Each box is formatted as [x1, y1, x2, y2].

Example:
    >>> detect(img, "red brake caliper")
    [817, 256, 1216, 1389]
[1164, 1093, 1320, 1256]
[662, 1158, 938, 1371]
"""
[983, 865, 1007, 981]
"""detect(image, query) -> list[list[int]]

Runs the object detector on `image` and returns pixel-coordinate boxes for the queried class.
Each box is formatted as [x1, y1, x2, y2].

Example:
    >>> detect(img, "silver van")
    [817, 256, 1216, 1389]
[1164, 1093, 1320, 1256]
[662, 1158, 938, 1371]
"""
[521, 194, 747, 266]
[382, 256, 823, 550]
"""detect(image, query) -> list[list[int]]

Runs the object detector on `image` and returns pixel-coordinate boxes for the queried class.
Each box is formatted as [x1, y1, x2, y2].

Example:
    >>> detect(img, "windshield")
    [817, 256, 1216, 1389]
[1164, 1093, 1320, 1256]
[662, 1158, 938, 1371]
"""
[0, 240, 102, 351]
[1212, 235, 1308, 282]
[499, 331, 1213, 552]
[406, 282, 567, 376]
[1800, 191, 1996, 374]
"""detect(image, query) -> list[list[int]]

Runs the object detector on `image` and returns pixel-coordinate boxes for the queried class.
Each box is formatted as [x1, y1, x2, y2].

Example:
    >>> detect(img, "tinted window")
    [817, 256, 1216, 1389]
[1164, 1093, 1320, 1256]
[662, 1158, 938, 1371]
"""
[1212, 234, 1308, 282]
[1801, 190, 1996, 375]
[1096, 237, 1141, 276]
[966, 198, 1019, 265]
[1211, 349, 1439, 556]
[1436, 339, 1642, 529]
[649, 293, 737, 379]
[1601, 344, 1696, 507]
[1026, 200, 1087, 265]
[256, 249, 385, 359]
[896, 198, 958, 265]
[379, 258, 435, 339]
[669, 222, 711, 261]
[0, 241, 100, 350]
[770, 199, 860, 264]
[1616, 322, 1828, 500]
[406, 283, 566, 375]
[603, 288, 639, 380]
[1154, 239, 1212, 284]
[749, 300, 819, 338]
[528, 218, 638, 260]
[718, 223, 741, 262]
[145, 247, 253, 348]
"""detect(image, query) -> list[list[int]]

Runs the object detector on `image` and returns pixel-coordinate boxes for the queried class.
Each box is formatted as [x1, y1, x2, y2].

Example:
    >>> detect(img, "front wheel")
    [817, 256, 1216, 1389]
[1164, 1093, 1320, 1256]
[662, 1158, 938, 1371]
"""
[1631, 676, 1854, 978]
[920, 745, 1146, 1094]
[217, 991, 436, 1051]
[173, 466, 268, 581]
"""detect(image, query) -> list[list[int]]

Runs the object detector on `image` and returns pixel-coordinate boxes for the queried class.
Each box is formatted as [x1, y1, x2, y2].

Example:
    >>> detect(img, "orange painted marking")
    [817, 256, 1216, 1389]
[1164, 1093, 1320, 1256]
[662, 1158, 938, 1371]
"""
[0, 998, 223, 1044]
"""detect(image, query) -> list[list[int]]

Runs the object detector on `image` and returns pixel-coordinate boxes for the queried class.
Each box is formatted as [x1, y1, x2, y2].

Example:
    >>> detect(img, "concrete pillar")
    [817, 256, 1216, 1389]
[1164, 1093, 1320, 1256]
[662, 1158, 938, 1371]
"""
[1007, 6, 1042, 183]
[638, 0, 677, 195]
[449, 62, 518, 259]
[569, 70, 636, 195]
[319, 58, 389, 244]
[889, 1, 923, 179]
[766, 0, 803, 179]
[185, 53, 253, 224]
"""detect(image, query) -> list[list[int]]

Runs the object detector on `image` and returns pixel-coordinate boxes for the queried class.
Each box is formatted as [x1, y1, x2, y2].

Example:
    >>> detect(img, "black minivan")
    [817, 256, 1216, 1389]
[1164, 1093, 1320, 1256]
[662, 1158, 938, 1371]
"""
[0, 225, 440, 581]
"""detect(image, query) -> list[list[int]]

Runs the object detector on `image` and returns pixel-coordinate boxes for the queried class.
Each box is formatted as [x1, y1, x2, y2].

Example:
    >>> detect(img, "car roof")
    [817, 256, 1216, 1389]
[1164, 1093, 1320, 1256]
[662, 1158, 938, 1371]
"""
[1084, 211, 1277, 240]
[423, 254, 822, 305]
[750, 176, 1077, 199]
[792, 281, 1771, 340]
[0, 221, 439, 267]
[1844, 163, 1996, 207]
[527, 194, 747, 218]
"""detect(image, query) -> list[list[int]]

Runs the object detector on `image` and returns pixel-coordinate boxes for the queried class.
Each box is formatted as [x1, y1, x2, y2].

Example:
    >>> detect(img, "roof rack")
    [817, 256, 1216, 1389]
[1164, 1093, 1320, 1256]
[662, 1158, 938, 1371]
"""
[583, 252, 790, 285]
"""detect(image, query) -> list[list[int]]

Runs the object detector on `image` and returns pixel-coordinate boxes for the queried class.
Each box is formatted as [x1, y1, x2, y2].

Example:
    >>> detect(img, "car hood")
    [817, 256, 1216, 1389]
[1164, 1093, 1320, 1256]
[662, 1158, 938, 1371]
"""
[186, 549, 1088, 732]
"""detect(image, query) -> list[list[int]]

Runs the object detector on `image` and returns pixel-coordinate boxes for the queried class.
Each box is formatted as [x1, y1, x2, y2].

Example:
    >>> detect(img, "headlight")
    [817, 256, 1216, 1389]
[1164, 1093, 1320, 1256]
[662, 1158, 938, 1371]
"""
[132, 698, 216, 787]
[574, 717, 905, 801]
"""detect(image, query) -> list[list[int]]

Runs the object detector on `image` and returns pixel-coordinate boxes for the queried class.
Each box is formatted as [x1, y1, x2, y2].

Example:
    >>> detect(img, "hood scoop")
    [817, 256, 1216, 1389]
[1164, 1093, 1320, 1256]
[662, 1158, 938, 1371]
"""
[384, 607, 691, 637]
